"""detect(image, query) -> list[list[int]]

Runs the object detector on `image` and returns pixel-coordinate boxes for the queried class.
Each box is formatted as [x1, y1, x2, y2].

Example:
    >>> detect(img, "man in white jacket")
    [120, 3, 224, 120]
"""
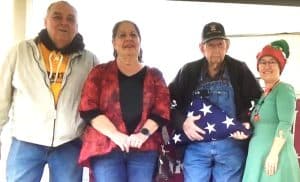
[0, 1, 97, 181]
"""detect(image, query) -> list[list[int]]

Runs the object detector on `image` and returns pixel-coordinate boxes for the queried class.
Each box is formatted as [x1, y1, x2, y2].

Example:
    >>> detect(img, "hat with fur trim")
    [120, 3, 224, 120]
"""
[256, 39, 289, 73]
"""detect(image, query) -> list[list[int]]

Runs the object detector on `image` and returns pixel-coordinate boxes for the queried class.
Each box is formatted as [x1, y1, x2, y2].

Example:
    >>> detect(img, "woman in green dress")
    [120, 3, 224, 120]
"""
[243, 39, 300, 182]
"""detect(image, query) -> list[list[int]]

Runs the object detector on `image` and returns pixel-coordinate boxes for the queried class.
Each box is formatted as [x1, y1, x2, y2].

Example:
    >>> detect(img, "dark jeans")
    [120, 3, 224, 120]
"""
[183, 138, 247, 182]
[91, 150, 158, 182]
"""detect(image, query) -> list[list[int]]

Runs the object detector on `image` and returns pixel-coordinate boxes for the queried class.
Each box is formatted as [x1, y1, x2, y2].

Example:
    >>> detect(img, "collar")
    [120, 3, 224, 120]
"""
[34, 29, 85, 54]
[201, 59, 226, 80]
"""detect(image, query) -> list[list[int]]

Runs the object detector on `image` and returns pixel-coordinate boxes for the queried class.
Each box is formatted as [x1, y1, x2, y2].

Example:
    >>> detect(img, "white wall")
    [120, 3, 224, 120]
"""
[26, 0, 300, 90]
[0, 0, 13, 61]
[0, 0, 13, 180]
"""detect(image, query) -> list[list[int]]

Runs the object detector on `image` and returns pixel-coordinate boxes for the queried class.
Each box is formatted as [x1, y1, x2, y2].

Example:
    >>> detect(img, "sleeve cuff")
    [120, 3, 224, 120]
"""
[80, 109, 103, 123]
[149, 113, 168, 127]
[170, 109, 186, 130]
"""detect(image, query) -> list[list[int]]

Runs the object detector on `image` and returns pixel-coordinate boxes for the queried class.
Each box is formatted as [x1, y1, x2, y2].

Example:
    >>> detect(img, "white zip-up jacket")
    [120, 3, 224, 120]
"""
[0, 39, 97, 147]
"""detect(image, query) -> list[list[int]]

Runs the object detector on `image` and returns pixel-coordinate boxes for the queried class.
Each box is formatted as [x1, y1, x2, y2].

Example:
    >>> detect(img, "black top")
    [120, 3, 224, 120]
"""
[168, 55, 263, 130]
[118, 67, 146, 134]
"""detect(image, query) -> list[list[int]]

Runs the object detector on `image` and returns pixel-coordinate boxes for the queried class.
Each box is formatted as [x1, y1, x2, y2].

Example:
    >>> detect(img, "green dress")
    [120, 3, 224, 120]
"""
[243, 82, 300, 182]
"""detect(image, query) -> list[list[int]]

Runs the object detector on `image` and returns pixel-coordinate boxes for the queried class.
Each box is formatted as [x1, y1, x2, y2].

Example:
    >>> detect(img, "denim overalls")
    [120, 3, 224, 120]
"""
[183, 68, 247, 182]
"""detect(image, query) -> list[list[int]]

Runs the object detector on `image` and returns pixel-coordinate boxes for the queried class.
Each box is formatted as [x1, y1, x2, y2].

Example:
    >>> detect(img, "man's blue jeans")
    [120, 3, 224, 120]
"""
[183, 138, 247, 182]
[90, 150, 158, 182]
[6, 138, 83, 182]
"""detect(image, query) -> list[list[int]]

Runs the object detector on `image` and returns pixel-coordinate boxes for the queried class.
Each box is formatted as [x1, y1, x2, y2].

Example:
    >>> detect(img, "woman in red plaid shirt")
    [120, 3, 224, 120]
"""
[78, 20, 170, 182]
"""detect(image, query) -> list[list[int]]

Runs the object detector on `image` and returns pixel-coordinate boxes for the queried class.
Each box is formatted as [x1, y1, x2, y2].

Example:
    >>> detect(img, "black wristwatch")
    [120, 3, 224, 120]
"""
[140, 128, 151, 137]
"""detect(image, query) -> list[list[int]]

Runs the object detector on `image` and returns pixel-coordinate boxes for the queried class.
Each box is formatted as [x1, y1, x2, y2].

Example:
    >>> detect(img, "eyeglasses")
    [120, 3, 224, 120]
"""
[258, 60, 278, 66]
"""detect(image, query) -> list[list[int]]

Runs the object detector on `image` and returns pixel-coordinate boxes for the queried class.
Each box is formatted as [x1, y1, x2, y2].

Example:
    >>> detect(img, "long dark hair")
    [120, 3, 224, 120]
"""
[112, 20, 143, 62]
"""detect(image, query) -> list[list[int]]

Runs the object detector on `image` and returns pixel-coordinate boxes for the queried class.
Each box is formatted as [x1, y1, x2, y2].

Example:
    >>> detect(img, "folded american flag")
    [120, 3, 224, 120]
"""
[169, 97, 251, 145]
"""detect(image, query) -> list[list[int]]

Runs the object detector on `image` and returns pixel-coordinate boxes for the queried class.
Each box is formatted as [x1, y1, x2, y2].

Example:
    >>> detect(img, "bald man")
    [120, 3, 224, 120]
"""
[0, 1, 98, 181]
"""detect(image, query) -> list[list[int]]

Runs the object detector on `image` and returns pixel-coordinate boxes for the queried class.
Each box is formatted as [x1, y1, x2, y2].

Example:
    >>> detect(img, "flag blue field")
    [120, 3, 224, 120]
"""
[169, 97, 251, 145]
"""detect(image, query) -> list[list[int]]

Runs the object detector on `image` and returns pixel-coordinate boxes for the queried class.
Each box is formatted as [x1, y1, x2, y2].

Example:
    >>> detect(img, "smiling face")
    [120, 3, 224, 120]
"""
[44, 1, 78, 49]
[258, 56, 281, 84]
[112, 21, 141, 60]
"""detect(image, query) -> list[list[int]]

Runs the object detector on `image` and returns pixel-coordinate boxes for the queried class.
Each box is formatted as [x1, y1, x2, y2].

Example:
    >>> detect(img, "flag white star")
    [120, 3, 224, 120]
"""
[222, 116, 235, 128]
[171, 99, 177, 109]
[190, 101, 193, 106]
[200, 103, 212, 116]
[172, 133, 182, 144]
[204, 122, 216, 134]
[187, 111, 194, 117]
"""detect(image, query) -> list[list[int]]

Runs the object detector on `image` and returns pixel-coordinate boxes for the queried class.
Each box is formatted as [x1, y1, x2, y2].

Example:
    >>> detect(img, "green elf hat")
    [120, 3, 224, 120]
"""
[256, 39, 290, 73]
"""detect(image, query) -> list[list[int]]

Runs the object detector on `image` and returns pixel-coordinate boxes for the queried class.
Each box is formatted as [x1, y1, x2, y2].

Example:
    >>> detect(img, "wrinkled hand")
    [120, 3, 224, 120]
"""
[231, 131, 249, 140]
[110, 131, 130, 152]
[183, 115, 206, 141]
[128, 133, 148, 149]
[264, 153, 279, 176]
[231, 122, 250, 140]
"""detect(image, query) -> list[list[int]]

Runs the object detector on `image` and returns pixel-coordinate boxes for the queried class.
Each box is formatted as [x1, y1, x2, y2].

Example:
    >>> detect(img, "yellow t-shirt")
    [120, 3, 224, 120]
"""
[38, 43, 70, 105]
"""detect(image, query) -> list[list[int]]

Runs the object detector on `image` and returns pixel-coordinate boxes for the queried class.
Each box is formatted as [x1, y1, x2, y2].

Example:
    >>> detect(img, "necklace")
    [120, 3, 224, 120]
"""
[253, 80, 280, 122]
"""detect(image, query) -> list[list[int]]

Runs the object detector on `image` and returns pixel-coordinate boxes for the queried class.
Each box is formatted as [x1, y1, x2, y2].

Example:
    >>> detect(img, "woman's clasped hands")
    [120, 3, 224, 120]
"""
[110, 131, 149, 152]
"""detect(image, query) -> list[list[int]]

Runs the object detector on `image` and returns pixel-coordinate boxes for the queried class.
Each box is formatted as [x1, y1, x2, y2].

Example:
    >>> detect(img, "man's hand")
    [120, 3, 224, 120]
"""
[230, 131, 249, 140]
[183, 115, 206, 141]
[231, 122, 250, 140]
